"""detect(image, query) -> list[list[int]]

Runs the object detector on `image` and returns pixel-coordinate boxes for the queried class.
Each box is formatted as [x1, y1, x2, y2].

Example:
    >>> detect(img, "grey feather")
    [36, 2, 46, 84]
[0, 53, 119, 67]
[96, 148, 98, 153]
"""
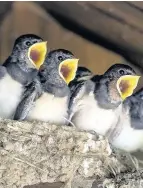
[14, 79, 42, 120]
[0, 66, 7, 79]
[124, 88, 143, 130]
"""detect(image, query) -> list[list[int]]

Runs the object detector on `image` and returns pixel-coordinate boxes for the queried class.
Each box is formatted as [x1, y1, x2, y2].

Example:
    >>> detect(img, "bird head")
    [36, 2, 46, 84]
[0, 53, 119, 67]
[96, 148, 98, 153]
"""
[38, 49, 79, 96]
[74, 66, 93, 82]
[11, 34, 47, 71]
[39, 49, 78, 86]
[104, 64, 140, 103]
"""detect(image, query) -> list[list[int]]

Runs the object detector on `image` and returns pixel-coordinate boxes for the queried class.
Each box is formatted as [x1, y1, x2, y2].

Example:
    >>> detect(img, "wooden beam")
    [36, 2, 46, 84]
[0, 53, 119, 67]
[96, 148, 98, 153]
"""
[0, 2, 12, 24]
[37, 2, 143, 70]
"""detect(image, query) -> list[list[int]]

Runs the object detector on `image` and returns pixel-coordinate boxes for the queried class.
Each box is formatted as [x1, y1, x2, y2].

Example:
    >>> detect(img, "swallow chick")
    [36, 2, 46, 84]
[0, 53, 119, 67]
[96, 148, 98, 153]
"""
[69, 66, 93, 95]
[69, 64, 140, 137]
[0, 34, 47, 119]
[110, 86, 143, 153]
[72, 66, 93, 82]
[14, 49, 79, 125]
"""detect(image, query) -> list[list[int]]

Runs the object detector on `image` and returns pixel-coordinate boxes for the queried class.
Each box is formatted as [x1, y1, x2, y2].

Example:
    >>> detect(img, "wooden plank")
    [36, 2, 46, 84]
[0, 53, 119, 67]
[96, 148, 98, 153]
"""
[0, 2, 12, 24]
[90, 2, 143, 31]
[37, 2, 143, 69]
[0, 2, 48, 63]
[0, 2, 12, 61]
[127, 2, 143, 11]
[12, 2, 47, 39]
[38, 2, 143, 53]
[0, 13, 13, 63]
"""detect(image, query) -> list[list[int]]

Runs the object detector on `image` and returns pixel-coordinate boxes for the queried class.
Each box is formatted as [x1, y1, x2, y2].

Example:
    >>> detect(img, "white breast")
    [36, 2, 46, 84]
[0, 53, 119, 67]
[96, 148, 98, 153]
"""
[71, 93, 120, 136]
[112, 111, 143, 152]
[27, 93, 69, 125]
[0, 74, 23, 119]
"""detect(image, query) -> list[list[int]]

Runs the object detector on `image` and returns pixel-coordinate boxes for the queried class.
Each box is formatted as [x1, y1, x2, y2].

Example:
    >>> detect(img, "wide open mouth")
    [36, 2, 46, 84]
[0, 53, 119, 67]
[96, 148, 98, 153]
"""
[28, 41, 47, 69]
[59, 58, 79, 84]
[117, 75, 140, 100]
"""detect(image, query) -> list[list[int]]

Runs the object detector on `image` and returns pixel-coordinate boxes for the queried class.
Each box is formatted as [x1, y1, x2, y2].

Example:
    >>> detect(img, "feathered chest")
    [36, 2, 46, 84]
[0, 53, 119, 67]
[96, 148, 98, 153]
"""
[27, 92, 69, 125]
[0, 74, 23, 118]
[71, 93, 120, 135]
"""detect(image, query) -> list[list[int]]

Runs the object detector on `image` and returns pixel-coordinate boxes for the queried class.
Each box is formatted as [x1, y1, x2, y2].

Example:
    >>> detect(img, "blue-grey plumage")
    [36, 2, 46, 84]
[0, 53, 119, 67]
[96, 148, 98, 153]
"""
[111, 87, 143, 153]
[69, 64, 140, 138]
[14, 49, 79, 125]
[69, 66, 93, 96]
[71, 66, 93, 82]
[125, 88, 143, 130]
[0, 34, 47, 119]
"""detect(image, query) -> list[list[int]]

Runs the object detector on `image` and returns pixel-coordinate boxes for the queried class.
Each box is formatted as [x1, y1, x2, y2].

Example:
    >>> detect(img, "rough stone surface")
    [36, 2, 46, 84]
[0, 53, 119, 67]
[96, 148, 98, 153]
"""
[0, 119, 142, 188]
[24, 182, 64, 188]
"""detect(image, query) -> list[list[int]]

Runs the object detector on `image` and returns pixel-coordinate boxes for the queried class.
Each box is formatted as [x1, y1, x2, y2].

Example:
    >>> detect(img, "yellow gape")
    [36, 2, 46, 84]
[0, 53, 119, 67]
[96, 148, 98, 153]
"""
[59, 58, 79, 84]
[117, 75, 140, 100]
[28, 41, 47, 69]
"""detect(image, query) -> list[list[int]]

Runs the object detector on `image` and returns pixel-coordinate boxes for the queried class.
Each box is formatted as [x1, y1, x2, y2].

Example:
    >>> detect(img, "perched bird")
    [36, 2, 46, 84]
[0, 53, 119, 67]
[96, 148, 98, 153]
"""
[71, 66, 93, 82]
[69, 66, 93, 94]
[0, 34, 47, 119]
[14, 49, 79, 125]
[69, 64, 140, 137]
[110, 86, 143, 153]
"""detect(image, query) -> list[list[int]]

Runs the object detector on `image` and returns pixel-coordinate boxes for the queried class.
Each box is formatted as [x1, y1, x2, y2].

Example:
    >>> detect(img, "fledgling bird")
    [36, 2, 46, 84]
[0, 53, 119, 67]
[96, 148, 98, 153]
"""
[110, 86, 143, 153]
[14, 49, 79, 125]
[69, 66, 93, 94]
[72, 66, 93, 82]
[0, 34, 47, 119]
[69, 64, 140, 137]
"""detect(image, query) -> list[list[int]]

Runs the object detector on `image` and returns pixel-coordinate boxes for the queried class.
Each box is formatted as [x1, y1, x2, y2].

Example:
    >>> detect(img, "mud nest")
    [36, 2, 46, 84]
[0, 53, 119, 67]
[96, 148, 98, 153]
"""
[0, 119, 142, 188]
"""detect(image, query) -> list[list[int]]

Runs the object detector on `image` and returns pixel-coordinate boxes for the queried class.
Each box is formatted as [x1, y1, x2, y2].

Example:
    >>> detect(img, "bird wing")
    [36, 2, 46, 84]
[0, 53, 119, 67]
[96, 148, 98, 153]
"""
[134, 87, 143, 99]
[14, 79, 42, 120]
[69, 81, 86, 121]
[69, 75, 101, 123]
[124, 88, 143, 129]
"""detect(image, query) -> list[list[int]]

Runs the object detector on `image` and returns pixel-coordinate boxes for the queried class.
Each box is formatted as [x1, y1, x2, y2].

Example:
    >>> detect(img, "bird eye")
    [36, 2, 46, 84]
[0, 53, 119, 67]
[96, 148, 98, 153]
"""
[25, 41, 31, 46]
[119, 69, 125, 75]
[58, 56, 63, 61]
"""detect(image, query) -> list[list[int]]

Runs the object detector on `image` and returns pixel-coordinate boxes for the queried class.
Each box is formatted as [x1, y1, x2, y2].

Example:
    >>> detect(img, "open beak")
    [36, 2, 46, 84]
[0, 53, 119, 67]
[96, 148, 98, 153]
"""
[59, 58, 79, 84]
[28, 41, 47, 69]
[117, 75, 140, 100]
